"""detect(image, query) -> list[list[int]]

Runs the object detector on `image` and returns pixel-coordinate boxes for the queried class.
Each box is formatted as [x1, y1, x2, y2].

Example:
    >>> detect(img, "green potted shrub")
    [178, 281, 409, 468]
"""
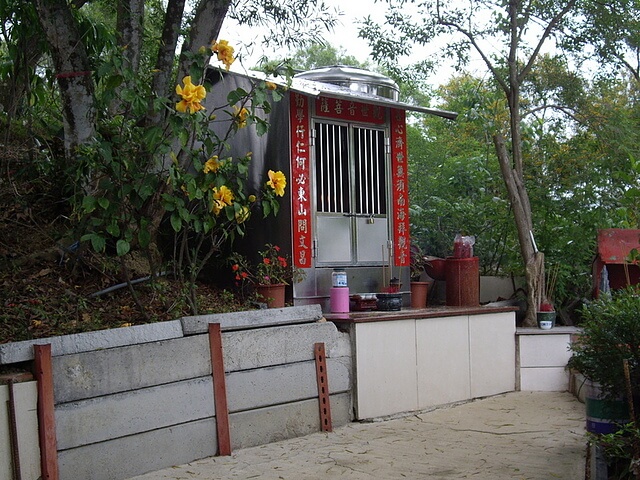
[568, 287, 640, 401]
[568, 287, 640, 476]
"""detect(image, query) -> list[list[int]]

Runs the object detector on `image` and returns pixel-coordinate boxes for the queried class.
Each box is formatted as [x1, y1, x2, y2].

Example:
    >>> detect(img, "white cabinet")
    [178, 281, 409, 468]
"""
[517, 327, 579, 391]
[353, 311, 516, 419]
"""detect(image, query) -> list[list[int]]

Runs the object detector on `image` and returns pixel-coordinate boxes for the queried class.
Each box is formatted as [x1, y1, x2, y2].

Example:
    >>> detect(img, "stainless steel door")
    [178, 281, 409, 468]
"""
[314, 121, 389, 265]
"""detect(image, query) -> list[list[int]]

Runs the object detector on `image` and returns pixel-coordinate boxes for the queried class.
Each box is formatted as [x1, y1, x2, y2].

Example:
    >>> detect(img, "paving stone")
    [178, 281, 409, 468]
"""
[128, 391, 586, 480]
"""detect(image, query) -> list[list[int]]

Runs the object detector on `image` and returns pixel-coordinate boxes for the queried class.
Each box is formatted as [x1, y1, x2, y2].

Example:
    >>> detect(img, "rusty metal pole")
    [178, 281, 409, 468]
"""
[7, 379, 22, 480]
[208, 323, 231, 456]
[314, 342, 332, 432]
[34, 344, 59, 480]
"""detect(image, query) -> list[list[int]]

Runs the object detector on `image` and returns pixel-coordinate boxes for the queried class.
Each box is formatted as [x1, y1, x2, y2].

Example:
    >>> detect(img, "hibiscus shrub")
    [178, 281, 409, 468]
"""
[73, 40, 290, 315]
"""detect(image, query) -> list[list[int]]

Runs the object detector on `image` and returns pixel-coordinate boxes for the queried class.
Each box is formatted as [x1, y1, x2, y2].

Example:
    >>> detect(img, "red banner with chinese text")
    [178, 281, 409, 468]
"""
[290, 93, 313, 268]
[390, 108, 410, 266]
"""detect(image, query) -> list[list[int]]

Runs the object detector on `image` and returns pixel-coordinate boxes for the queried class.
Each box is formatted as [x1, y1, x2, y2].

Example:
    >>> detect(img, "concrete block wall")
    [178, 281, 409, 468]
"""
[0, 305, 352, 480]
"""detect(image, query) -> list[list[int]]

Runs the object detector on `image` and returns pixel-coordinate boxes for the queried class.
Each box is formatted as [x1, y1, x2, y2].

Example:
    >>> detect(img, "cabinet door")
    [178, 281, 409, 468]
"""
[469, 312, 516, 397]
[416, 315, 471, 408]
[354, 320, 418, 419]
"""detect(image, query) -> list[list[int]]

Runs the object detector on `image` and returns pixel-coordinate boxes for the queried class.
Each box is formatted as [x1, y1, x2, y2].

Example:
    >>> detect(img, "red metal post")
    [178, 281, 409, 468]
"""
[208, 323, 231, 456]
[314, 342, 333, 432]
[33, 344, 59, 480]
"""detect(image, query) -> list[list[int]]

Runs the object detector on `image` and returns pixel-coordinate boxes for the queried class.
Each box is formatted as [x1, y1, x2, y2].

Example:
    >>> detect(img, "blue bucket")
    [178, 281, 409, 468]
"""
[585, 381, 629, 435]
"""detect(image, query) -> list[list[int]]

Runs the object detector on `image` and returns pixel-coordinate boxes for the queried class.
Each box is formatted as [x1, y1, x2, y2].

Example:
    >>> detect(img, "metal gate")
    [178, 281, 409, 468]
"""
[313, 121, 390, 265]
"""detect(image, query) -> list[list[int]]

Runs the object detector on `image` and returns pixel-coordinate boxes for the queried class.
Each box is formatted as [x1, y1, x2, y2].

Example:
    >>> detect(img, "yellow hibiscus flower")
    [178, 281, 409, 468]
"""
[211, 199, 225, 216]
[203, 156, 221, 174]
[213, 185, 234, 205]
[233, 105, 250, 129]
[211, 39, 235, 70]
[175, 76, 206, 114]
[267, 170, 286, 197]
[265, 81, 277, 91]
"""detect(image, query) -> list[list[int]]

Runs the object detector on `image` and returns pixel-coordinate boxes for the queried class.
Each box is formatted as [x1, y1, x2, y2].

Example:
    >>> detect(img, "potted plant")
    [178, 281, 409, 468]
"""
[230, 244, 305, 308]
[409, 242, 432, 308]
[569, 287, 640, 401]
[536, 301, 556, 329]
[536, 265, 559, 329]
[568, 287, 640, 475]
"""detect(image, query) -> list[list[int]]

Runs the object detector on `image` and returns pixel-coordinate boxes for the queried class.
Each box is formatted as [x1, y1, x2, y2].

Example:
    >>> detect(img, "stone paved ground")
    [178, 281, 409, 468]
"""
[130, 391, 586, 480]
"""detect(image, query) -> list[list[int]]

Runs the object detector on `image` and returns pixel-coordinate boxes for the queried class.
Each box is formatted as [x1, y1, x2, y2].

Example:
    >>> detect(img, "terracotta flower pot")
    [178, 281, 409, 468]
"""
[410, 281, 432, 308]
[256, 283, 286, 308]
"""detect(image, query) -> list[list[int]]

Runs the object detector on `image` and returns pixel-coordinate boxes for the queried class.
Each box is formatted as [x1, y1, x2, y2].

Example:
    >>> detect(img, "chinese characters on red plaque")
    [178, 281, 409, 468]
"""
[390, 108, 410, 266]
[290, 93, 312, 268]
[314, 97, 386, 124]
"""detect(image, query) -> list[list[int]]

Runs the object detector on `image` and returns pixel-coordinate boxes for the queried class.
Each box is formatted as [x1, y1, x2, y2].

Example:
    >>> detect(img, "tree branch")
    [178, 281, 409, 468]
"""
[519, 0, 578, 82]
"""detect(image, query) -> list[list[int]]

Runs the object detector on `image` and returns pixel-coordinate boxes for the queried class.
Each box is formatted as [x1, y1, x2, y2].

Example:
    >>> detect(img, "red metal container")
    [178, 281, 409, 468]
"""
[445, 257, 480, 307]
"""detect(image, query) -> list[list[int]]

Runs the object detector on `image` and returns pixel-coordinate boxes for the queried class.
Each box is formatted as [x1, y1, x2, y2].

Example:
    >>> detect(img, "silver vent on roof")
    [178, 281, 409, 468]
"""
[294, 66, 400, 101]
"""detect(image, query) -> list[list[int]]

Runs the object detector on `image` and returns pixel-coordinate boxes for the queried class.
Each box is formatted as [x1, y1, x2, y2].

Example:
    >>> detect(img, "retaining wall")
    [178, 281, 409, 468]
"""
[0, 305, 352, 480]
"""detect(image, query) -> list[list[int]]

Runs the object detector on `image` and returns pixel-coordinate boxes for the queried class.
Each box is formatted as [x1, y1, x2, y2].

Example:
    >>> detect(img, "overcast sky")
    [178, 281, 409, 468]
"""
[218, 1, 388, 67]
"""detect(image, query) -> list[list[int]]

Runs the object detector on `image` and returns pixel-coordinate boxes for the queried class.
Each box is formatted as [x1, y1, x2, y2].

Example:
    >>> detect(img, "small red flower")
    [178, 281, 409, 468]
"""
[263, 258, 271, 265]
[232, 264, 239, 271]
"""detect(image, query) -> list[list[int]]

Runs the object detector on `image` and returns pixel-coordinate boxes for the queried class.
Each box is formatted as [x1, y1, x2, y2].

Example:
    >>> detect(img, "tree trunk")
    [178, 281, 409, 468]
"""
[117, 0, 144, 75]
[176, 0, 232, 84]
[148, 0, 231, 110]
[149, 0, 187, 106]
[33, 0, 96, 159]
[494, 133, 544, 327]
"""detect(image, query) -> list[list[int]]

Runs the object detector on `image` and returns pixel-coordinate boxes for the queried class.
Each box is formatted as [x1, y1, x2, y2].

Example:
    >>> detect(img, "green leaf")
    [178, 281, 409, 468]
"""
[272, 89, 284, 102]
[138, 228, 151, 248]
[106, 75, 124, 90]
[81, 233, 106, 253]
[262, 200, 271, 217]
[179, 129, 189, 147]
[170, 212, 182, 232]
[227, 88, 248, 105]
[98, 197, 110, 209]
[82, 195, 97, 213]
[116, 239, 130, 256]
[106, 223, 120, 237]
[256, 120, 268, 136]
[138, 183, 154, 200]
[178, 206, 190, 222]
[225, 205, 235, 221]
[254, 89, 267, 105]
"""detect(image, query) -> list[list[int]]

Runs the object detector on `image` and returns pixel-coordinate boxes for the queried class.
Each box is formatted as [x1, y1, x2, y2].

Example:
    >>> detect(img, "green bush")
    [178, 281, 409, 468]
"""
[568, 287, 640, 399]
